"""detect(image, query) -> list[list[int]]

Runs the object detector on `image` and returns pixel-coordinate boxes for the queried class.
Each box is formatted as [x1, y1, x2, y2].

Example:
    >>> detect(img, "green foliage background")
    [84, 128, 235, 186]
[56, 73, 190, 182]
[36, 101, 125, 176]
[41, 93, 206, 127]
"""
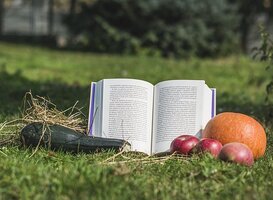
[64, 0, 239, 57]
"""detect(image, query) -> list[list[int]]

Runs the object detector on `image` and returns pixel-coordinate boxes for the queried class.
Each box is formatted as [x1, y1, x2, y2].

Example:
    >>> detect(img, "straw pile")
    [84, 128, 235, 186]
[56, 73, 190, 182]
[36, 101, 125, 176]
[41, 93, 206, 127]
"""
[0, 91, 86, 147]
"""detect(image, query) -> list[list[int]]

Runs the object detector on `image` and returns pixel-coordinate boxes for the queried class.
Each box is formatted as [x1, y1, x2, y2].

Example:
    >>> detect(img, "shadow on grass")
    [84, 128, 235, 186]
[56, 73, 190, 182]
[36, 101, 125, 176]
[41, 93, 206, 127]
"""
[0, 69, 269, 124]
[0, 69, 90, 117]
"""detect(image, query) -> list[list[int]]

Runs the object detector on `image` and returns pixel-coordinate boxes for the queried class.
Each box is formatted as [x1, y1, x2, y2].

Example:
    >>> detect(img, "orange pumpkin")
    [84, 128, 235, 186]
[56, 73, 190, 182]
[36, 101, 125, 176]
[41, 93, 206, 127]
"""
[203, 112, 266, 159]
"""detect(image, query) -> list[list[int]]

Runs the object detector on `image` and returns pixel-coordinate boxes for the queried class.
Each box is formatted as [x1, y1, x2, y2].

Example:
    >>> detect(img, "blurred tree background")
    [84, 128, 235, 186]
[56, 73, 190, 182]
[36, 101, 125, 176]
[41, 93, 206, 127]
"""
[0, 0, 272, 58]
[67, 0, 271, 57]
[64, 0, 239, 57]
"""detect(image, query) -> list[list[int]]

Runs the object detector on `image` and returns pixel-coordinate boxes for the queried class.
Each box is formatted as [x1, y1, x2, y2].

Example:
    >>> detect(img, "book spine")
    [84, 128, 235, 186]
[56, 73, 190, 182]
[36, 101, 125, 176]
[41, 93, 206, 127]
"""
[211, 88, 216, 118]
[88, 83, 96, 136]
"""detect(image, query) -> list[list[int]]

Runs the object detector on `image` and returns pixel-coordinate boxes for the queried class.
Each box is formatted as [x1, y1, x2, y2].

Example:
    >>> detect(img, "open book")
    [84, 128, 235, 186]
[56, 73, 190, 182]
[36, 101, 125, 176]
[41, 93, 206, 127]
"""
[88, 79, 216, 155]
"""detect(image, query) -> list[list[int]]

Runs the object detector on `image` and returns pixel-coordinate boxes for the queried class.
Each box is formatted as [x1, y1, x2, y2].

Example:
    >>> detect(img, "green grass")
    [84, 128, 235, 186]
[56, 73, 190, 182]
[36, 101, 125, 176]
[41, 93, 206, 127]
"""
[0, 42, 272, 199]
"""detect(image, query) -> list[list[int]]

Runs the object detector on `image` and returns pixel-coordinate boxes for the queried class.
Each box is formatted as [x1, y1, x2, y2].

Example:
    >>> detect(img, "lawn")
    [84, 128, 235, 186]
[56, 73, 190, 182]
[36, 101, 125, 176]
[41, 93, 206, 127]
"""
[0, 42, 272, 199]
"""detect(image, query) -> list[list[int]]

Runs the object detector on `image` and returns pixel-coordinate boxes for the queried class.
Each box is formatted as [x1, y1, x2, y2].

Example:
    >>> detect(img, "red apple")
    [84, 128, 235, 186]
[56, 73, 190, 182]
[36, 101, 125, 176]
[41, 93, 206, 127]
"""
[218, 142, 254, 166]
[170, 135, 199, 155]
[191, 138, 222, 158]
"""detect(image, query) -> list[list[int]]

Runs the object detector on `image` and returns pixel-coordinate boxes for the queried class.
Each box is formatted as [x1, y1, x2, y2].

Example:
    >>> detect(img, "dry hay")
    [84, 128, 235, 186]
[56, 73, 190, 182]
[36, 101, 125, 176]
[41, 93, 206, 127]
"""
[0, 91, 86, 148]
[22, 91, 86, 133]
[99, 150, 195, 166]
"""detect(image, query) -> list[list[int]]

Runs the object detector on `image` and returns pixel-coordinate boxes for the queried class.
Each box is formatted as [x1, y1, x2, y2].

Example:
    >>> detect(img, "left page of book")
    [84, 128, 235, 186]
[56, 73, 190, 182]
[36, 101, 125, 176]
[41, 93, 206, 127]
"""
[94, 79, 154, 155]
[88, 80, 104, 137]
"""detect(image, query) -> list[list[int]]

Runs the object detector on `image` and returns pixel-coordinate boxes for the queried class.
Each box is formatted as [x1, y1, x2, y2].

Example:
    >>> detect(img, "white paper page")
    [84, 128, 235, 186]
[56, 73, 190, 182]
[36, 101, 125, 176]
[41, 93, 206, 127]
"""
[152, 80, 205, 154]
[201, 85, 213, 132]
[88, 82, 97, 136]
[101, 79, 154, 155]
[92, 80, 103, 137]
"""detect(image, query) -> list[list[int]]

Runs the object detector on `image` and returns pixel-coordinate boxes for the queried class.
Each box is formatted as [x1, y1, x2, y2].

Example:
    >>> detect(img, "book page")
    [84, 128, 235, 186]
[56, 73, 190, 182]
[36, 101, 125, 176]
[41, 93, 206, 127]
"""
[101, 79, 154, 155]
[201, 85, 215, 134]
[88, 82, 97, 136]
[91, 80, 104, 137]
[152, 80, 205, 154]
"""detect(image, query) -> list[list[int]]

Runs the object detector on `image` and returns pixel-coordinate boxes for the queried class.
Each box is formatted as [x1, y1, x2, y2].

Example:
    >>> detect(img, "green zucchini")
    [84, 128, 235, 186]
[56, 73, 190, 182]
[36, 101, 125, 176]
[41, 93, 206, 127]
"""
[21, 122, 130, 153]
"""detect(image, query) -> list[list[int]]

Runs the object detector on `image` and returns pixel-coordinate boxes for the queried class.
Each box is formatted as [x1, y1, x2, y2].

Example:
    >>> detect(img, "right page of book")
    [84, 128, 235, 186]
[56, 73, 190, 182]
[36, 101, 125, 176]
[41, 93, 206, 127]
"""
[201, 86, 216, 136]
[152, 80, 208, 154]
